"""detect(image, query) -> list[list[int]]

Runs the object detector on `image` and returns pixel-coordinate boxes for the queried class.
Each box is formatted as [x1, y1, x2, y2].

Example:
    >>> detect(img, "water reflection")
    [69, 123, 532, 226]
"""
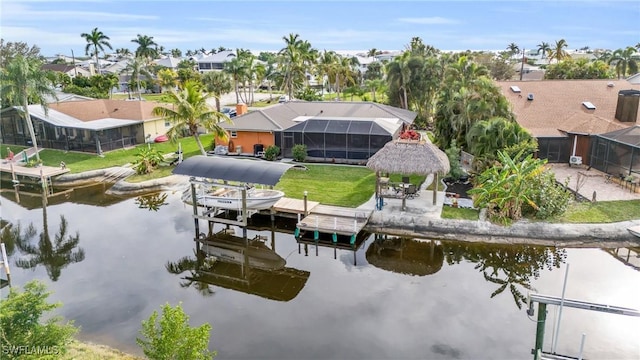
[603, 247, 640, 271]
[167, 229, 310, 301]
[135, 193, 169, 212]
[366, 235, 444, 276]
[13, 191, 85, 281]
[0, 181, 126, 209]
[444, 242, 567, 309]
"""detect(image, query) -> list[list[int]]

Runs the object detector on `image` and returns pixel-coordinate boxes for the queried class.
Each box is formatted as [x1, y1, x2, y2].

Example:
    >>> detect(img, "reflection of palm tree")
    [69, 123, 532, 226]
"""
[15, 194, 84, 281]
[166, 251, 215, 296]
[445, 242, 566, 309]
[135, 193, 169, 211]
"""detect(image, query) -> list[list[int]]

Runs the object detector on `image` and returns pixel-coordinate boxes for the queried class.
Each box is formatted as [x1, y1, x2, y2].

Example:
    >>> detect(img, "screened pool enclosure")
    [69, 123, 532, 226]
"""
[589, 126, 640, 176]
[274, 118, 403, 160]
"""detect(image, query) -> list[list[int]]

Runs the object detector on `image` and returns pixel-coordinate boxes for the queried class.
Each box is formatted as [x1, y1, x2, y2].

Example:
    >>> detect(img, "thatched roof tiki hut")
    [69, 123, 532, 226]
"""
[366, 139, 450, 208]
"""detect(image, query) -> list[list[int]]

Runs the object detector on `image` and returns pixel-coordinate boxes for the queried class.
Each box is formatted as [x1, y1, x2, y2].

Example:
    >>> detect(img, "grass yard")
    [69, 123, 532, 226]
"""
[275, 164, 376, 207]
[65, 341, 142, 360]
[3, 134, 215, 174]
[441, 206, 480, 220]
[111, 93, 173, 103]
[551, 200, 640, 223]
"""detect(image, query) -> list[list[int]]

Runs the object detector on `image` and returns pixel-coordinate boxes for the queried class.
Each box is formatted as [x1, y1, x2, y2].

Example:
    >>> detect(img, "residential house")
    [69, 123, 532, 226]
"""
[218, 101, 416, 161]
[41, 63, 91, 79]
[627, 73, 640, 85]
[498, 79, 640, 165]
[197, 50, 236, 72]
[0, 100, 171, 154]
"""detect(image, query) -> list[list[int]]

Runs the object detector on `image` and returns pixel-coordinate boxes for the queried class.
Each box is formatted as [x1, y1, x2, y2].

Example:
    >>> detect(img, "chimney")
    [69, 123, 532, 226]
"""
[236, 103, 248, 116]
[615, 90, 640, 123]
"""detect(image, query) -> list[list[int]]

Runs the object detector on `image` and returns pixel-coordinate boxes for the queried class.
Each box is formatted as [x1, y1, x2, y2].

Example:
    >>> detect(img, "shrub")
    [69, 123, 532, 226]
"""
[0, 281, 78, 359]
[133, 147, 164, 175]
[445, 140, 466, 180]
[263, 145, 280, 161]
[137, 302, 215, 360]
[292, 144, 307, 162]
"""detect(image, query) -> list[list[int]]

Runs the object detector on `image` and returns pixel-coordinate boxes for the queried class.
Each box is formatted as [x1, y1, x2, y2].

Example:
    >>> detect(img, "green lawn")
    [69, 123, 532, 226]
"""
[551, 200, 640, 223]
[111, 93, 174, 102]
[441, 206, 480, 220]
[275, 164, 376, 207]
[5, 134, 215, 174]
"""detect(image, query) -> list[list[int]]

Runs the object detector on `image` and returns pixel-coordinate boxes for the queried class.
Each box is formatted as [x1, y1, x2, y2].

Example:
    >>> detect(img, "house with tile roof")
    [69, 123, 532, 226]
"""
[0, 100, 170, 154]
[218, 101, 416, 161]
[498, 79, 640, 165]
[41, 63, 91, 79]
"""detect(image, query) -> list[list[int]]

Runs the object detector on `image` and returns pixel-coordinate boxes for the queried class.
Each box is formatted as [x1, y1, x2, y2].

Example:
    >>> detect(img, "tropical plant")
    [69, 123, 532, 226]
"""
[157, 68, 178, 91]
[115, 48, 132, 59]
[506, 43, 520, 56]
[133, 147, 164, 174]
[202, 71, 233, 112]
[137, 302, 215, 360]
[522, 171, 572, 219]
[80, 27, 112, 75]
[152, 80, 229, 156]
[136, 193, 169, 211]
[608, 46, 639, 79]
[264, 145, 280, 161]
[548, 39, 570, 63]
[171, 48, 183, 58]
[0, 280, 78, 359]
[468, 150, 549, 224]
[132, 34, 159, 60]
[536, 42, 551, 59]
[0, 39, 42, 67]
[121, 56, 153, 100]
[445, 140, 466, 180]
[0, 55, 57, 162]
[292, 144, 307, 162]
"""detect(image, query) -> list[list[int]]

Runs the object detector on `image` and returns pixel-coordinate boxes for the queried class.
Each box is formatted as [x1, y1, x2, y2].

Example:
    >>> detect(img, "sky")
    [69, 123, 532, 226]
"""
[1, 0, 639, 57]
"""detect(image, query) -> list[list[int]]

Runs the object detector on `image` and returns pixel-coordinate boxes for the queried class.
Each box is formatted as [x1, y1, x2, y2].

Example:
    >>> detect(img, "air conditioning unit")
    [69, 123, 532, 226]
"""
[569, 156, 582, 166]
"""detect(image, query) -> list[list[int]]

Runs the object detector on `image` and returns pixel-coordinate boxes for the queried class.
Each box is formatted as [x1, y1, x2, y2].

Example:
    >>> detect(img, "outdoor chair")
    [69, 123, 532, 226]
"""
[405, 184, 419, 199]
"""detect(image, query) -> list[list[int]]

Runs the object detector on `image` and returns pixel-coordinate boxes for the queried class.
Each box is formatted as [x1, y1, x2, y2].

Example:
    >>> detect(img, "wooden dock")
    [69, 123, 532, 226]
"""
[0, 161, 70, 179]
[297, 204, 372, 236]
[272, 197, 319, 215]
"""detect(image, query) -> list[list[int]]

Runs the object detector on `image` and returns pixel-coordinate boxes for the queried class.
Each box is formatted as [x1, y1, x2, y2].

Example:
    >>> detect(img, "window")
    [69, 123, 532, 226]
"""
[230, 131, 237, 138]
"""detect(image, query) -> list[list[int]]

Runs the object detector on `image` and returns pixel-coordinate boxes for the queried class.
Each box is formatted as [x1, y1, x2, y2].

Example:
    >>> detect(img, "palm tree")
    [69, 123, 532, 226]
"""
[166, 251, 215, 296]
[367, 48, 379, 58]
[608, 46, 639, 79]
[548, 39, 570, 63]
[156, 68, 178, 91]
[152, 80, 230, 156]
[80, 27, 112, 75]
[506, 43, 519, 56]
[386, 51, 413, 109]
[223, 56, 246, 104]
[115, 48, 132, 60]
[278, 33, 307, 99]
[0, 55, 57, 162]
[202, 71, 232, 111]
[536, 42, 550, 59]
[170, 48, 182, 58]
[121, 56, 153, 100]
[131, 34, 158, 61]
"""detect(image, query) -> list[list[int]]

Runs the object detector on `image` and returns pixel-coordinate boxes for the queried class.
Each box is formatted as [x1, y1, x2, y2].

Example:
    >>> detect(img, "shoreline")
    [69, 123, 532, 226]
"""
[52, 168, 640, 248]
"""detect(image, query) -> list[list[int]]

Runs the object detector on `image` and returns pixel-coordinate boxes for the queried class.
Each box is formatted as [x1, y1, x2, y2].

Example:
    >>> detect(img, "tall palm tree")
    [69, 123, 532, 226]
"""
[202, 71, 232, 111]
[121, 56, 153, 100]
[367, 48, 379, 58]
[223, 56, 246, 104]
[548, 39, 570, 63]
[278, 33, 307, 99]
[170, 48, 182, 58]
[0, 55, 57, 162]
[536, 42, 550, 59]
[386, 51, 413, 109]
[131, 34, 158, 61]
[506, 43, 519, 56]
[80, 27, 112, 75]
[608, 46, 640, 79]
[152, 80, 230, 156]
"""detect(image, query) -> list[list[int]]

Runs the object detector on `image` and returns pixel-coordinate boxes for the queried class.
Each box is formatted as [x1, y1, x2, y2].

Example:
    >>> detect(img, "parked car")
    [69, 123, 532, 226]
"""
[278, 95, 290, 103]
[222, 107, 237, 118]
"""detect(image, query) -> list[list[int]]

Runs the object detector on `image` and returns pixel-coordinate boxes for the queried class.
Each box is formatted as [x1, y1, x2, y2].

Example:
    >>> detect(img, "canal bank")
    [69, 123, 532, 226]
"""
[53, 169, 640, 248]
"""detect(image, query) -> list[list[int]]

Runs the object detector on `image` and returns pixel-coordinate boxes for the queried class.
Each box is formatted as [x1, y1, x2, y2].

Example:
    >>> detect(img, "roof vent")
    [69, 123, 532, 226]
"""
[527, 93, 534, 101]
[510, 85, 521, 93]
[607, 82, 615, 87]
[582, 101, 596, 110]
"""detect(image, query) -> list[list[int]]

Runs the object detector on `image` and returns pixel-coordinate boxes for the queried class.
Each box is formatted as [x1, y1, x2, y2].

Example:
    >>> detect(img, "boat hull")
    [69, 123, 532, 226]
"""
[191, 189, 284, 210]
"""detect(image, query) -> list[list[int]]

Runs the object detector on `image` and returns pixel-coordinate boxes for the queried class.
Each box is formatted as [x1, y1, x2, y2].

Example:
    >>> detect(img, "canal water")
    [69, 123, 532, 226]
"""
[1, 184, 639, 359]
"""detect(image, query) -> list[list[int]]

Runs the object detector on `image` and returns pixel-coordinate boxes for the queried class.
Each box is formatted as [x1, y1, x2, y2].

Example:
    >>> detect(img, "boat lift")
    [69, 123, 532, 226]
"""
[526, 293, 640, 359]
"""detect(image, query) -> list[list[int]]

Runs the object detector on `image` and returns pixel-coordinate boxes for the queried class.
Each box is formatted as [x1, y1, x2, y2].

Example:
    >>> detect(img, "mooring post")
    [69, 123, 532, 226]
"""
[433, 173, 439, 205]
[533, 303, 547, 358]
[303, 191, 308, 216]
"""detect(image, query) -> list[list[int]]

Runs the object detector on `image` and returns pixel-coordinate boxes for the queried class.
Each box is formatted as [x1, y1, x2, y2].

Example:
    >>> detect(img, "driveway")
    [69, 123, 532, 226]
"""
[207, 91, 276, 109]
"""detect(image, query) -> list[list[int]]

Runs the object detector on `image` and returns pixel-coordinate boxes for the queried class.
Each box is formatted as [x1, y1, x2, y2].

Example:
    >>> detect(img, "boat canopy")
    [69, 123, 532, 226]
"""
[173, 155, 294, 186]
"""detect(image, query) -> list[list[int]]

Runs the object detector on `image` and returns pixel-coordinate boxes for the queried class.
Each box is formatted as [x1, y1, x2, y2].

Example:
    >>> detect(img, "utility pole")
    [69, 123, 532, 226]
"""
[520, 48, 526, 81]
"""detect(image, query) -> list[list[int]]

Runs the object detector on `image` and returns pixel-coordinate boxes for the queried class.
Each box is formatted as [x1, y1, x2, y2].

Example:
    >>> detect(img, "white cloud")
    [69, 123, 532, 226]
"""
[396, 17, 459, 25]
[1, 3, 157, 21]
